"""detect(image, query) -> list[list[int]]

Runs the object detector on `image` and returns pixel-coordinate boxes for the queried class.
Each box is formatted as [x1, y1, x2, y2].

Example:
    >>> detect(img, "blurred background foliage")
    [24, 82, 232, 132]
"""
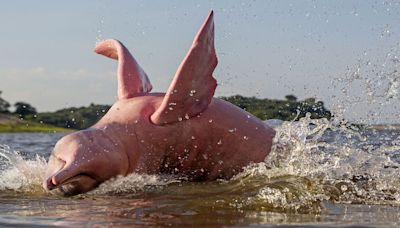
[0, 91, 331, 130]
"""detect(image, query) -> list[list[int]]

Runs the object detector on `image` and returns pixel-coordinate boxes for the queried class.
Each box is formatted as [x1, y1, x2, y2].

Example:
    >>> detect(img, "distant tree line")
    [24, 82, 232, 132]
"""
[0, 91, 37, 116]
[220, 94, 331, 121]
[0, 91, 10, 113]
[30, 104, 111, 129]
[0, 91, 331, 130]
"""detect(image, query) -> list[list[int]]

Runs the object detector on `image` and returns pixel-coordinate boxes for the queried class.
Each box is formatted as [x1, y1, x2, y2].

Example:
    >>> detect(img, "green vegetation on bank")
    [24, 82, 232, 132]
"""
[29, 104, 111, 130]
[220, 95, 331, 121]
[0, 120, 73, 133]
[0, 91, 72, 132]
[0, 90, 332, 132]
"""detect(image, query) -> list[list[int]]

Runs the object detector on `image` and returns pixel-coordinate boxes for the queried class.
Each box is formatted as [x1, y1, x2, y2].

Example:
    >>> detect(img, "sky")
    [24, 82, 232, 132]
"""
[0, 0, 399, 124]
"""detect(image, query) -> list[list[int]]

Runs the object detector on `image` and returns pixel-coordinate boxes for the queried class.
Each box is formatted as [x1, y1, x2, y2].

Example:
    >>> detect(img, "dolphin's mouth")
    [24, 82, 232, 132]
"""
[44, 154, 99, 196]
[48, 174, 98, 197]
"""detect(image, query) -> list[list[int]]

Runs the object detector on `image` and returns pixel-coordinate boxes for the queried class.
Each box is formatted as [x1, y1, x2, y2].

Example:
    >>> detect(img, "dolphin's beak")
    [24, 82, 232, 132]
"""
[43, 155, 98, 196]
[43, 155, 65, 191]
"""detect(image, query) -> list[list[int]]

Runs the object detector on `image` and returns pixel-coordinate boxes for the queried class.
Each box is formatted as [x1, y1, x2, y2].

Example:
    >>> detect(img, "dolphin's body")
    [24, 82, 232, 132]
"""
[43, 11, 275, 196]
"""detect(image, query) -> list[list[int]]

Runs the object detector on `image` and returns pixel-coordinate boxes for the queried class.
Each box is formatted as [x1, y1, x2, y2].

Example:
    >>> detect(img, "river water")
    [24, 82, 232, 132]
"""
[0, 116, 399, 227]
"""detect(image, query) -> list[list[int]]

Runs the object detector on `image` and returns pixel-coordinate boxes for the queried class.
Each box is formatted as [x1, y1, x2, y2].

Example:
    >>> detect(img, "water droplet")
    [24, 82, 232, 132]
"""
[189, 90, 196, 96]
[243, 136, 249, 140]
[209, 119, 213, 123]
[191, 136, 196, 140]
[228, 128, 237, 133]
[202, 154, 208, 160]
[217, 139, 222, 145]
[178, 117, 183, 121]
[185, 114, 190, 119]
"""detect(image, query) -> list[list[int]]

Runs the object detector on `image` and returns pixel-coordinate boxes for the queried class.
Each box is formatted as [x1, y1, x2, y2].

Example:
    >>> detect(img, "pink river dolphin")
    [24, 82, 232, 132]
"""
[43, 11, 275, 196]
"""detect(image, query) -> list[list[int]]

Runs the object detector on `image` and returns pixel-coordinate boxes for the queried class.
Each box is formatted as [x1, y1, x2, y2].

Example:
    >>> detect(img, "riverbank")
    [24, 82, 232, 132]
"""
[367, 124, 400, 130]
[0, 114, 72, 133]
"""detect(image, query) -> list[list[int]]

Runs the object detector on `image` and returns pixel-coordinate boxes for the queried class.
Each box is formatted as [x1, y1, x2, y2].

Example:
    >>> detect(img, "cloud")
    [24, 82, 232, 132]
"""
[58, 68, 91, 79]
[30, 66, 46, 75]
[73, 69, 88, 77]
[1, 67, 47, 78]
[1, 67, 94, 80]
[0, 68, 19, 79]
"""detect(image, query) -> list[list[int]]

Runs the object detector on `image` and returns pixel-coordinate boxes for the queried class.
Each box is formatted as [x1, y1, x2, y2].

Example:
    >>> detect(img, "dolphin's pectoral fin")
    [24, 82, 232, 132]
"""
[95, 39, 153, 100]
[151, 11, 218, 125]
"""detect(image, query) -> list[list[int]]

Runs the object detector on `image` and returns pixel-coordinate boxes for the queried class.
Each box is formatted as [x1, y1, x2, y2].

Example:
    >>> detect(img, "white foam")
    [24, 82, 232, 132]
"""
[0, 145, 46, 193]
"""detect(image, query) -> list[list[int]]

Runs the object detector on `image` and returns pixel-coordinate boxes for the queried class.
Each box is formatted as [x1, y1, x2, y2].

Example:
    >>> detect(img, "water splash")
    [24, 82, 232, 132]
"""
[90, 173, 181, 196]
[330, 44, 400, 124]
[0, 145, 46, 194]
[232, 114, 400, 212]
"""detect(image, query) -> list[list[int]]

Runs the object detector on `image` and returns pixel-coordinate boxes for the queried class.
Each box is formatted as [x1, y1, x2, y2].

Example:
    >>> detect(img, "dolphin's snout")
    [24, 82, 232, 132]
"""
[43, 176, 57, 192]
[43, 154, 66, 191]
[43, 154, 99, 196]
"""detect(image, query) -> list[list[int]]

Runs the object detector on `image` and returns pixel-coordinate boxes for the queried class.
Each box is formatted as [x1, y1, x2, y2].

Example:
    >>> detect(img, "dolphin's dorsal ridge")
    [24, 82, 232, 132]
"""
[151, 10, 218, 125]
[95, 39, 153, 99]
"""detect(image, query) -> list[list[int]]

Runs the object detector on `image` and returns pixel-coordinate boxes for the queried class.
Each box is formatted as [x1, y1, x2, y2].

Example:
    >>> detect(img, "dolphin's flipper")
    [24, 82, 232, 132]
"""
[151, 11, 218, 125]
[95, 39, 153, 99]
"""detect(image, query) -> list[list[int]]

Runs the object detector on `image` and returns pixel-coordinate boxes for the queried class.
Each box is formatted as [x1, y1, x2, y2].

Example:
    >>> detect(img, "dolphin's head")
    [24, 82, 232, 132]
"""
[43, 129, 129, 196]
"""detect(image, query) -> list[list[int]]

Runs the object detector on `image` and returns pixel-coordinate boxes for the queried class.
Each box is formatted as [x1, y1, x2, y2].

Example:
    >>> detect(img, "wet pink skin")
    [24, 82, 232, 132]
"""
[43, 11, 275, 196]
[44, 95, 275, 196]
